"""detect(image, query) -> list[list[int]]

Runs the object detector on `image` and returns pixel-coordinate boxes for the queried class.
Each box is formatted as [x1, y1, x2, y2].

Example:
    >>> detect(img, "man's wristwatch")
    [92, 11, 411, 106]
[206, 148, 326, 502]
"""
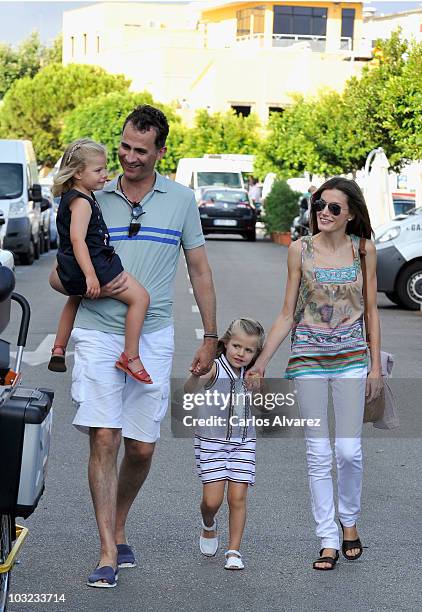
[203, 333, 218, 340]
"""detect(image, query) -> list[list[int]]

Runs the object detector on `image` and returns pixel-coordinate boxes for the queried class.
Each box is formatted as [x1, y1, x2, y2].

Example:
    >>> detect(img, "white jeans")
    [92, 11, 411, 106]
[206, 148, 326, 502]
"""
[295, 367, 367, 549]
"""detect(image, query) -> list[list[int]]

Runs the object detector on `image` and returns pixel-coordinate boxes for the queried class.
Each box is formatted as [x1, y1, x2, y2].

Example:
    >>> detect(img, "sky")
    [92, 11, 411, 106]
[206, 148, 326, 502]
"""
[0, 0, 421, 46]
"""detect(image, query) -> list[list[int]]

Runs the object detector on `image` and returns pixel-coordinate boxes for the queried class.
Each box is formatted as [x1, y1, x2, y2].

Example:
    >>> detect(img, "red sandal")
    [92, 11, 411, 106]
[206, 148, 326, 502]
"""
[48, 345, 67, 373]
[115, 352, 153, 384]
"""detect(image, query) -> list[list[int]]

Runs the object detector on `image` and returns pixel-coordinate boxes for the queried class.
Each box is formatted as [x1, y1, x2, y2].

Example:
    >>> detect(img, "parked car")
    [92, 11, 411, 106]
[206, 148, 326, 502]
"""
[175, 157, 245, 193]
[375, 205, 422, 309]
[198, 187, 257, 241]
[0, 140, 44, 265]
[0, 247, 14, 271]
[392, 192, 416, 217]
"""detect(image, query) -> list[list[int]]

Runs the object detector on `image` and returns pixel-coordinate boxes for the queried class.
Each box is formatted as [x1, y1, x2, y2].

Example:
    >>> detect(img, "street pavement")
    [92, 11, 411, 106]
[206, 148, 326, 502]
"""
[4, 234, 422, 612]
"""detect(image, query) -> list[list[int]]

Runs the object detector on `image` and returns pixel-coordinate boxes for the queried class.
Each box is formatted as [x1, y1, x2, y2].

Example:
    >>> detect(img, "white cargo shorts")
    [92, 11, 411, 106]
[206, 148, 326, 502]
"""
[71, 325, 174, 443]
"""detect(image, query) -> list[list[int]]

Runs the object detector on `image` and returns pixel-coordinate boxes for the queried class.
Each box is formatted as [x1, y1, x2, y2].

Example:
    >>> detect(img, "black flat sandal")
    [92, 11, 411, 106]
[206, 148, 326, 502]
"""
[312, 549, 339, 571]
[339, 521, 363, 561]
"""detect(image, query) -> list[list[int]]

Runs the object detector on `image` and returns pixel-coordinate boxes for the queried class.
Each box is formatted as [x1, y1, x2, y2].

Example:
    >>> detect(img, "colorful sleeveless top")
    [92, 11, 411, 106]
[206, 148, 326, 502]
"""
[285, 234, 368, 378]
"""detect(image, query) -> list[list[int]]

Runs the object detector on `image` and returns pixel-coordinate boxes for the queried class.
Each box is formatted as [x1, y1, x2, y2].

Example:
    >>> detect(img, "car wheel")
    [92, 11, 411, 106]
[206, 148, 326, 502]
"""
[244, 229, 256, 242]
[50, 238, 58, 249]
[396, 262, 422, 310]
[20, 239, 35, 265]
[385, 291, 403, 306]
[44, 233, 50, 253]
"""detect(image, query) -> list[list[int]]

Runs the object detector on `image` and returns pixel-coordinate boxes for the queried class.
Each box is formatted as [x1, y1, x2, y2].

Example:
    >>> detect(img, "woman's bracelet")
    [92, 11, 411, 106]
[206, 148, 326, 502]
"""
[203, 333, 218, 339]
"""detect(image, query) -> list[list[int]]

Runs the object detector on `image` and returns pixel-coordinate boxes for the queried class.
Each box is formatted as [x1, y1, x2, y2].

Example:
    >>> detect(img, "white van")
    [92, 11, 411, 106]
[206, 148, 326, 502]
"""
[0, 140, 44, 265]
[375, 206, 422, 309]
[175, 157, 245, 197]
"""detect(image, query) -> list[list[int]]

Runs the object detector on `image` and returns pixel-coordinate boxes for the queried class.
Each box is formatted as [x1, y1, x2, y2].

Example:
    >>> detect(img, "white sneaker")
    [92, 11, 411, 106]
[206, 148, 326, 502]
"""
[224, 550, 244, 570]
[199, 518, 218, 556]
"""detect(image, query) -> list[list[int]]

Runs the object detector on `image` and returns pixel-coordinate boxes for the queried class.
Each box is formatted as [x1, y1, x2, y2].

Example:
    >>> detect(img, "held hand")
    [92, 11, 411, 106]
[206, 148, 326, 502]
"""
[190, 339, 217, 376]
[245, 363, 265, 391]
[85, 274, 101, 299]
[365, 370, 383, 403]
[100, 271, 129, 297]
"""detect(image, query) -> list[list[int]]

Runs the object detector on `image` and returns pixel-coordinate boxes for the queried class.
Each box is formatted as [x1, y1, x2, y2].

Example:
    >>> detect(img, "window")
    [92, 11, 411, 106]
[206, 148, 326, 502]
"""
[273, 5, 327, 37]
[0, 164, 23, 200]
[231, 105, 251, 117]
[236, 7, 265, 37]
[341, 8, 355, 49]
[269, 106, 284, 115]
[70, 36, 75, 57]
[197, 172, 243, 188]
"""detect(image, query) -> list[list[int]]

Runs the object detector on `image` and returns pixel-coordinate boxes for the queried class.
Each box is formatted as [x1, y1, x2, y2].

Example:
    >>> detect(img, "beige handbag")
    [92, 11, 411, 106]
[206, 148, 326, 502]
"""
[359, 238, 399, 429]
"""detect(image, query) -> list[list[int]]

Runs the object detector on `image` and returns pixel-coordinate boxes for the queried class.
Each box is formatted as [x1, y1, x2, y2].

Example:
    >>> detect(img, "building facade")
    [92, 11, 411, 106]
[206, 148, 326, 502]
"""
[363, 7, 422, 47]
[62, 1, 372, 124]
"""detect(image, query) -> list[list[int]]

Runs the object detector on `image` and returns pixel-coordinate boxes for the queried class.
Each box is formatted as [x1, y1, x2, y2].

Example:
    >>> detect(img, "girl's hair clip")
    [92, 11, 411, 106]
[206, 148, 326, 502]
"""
[67, 144, 81, 164]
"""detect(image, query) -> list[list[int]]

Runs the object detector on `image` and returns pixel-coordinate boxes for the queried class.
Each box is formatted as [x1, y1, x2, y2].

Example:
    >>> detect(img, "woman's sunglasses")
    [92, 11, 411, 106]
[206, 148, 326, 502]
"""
[312, 199, 345, 217]
[128, 205, 145, 237]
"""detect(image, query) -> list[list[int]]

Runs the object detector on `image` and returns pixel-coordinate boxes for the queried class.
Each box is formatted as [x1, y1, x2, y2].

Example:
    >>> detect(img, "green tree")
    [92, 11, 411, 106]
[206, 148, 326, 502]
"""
[255, 31, 422, 178]
[62, 91, 189, 175]
[0, 63, 130, 165]
[373, 38, 422, 161]
[183, 109, 261, 157]
[41, 35, 62, 66]
[341, 30, 411, 168]
[0, 32, 62, 99]
[262, 179, 301, 234]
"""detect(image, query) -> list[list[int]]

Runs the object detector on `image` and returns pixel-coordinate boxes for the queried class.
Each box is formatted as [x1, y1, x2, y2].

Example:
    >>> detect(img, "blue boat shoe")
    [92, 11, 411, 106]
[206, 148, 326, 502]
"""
[87, 565, 118, 588]
[117, 544, 137, 568]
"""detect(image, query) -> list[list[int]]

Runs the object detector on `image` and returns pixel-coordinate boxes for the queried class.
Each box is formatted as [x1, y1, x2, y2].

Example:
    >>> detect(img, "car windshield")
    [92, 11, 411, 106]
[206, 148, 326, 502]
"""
[202, 190, 249, 203]
[0, 163, 23, 199]
[197, 172, 242, 188]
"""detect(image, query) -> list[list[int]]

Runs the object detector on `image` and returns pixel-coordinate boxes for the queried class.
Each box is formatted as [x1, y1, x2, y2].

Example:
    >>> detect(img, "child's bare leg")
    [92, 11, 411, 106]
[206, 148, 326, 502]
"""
[53, 296, 81, 351]
[113, 274, 150, 375]
[49, 268, 81, 353]
[201, 481, 225, 538]
[227, 481, 248, 553]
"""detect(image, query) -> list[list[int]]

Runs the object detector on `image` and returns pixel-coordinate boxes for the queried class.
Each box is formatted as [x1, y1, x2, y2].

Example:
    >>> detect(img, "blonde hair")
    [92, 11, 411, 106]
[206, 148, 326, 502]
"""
[52, 138, 107, 197]
[217, 318, 265, 369]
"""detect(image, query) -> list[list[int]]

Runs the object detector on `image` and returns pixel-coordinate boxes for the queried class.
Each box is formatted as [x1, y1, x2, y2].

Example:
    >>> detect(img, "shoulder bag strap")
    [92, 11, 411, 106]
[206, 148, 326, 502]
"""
[359, 237, 370, 344]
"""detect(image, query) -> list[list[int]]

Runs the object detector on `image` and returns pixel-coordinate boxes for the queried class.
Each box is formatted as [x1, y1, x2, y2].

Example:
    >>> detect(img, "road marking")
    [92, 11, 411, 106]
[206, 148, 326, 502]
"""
[195, 329, 203, 340]
[191, 305, 199, 313]
[11, 334, 73, 366]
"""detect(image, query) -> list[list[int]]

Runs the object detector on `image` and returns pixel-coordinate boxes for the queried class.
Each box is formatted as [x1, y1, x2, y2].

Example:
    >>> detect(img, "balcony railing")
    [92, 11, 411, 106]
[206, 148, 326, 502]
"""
[272, 33, 327, 51]
[235, 34, 355, 53]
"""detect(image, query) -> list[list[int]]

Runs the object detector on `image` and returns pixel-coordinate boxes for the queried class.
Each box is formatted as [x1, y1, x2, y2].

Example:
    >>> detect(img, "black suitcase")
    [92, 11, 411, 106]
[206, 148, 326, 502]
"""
[0, 387, 53, 519]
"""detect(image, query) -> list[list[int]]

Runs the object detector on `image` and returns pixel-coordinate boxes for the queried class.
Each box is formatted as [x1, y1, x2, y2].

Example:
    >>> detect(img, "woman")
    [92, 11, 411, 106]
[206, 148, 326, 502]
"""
[247, 177, 383, 570]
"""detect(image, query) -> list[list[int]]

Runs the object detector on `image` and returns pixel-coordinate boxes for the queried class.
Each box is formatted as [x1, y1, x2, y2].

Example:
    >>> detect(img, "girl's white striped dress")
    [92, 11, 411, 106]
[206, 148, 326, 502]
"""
[194, 354, 256, 486]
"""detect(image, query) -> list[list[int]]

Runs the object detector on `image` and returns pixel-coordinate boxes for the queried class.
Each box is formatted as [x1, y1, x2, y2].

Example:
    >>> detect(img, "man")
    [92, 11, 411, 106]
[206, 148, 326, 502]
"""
[71, 105, 217, 587]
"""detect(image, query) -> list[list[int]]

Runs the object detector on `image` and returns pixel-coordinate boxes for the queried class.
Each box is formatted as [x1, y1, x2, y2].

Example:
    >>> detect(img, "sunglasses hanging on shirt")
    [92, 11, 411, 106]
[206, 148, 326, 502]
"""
[128, 205, 145, 238]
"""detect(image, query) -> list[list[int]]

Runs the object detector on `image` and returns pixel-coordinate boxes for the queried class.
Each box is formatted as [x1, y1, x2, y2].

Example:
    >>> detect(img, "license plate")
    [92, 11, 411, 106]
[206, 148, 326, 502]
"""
[213, 219, 237, 227]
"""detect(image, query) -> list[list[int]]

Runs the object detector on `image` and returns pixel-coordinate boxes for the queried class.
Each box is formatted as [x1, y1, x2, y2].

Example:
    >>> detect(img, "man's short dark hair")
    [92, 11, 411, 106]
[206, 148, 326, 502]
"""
[122, 105, 169, 149]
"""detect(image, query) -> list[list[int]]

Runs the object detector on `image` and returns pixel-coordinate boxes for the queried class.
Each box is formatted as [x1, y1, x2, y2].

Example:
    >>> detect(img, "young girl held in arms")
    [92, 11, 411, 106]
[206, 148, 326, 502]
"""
[48, 138, 152, 383]
[185, 318, 265, 570]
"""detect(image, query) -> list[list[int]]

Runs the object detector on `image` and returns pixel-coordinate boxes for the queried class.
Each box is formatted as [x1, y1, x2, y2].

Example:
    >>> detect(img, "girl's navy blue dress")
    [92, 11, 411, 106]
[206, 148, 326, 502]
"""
[56, 189, 124, 295]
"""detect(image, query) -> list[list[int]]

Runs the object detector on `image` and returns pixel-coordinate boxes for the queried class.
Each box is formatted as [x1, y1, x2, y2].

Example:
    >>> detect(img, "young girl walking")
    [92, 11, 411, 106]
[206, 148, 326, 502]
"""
[185, 318, 265, 570]
[48, 138, 152, 384]
[247, 177, 383, 570]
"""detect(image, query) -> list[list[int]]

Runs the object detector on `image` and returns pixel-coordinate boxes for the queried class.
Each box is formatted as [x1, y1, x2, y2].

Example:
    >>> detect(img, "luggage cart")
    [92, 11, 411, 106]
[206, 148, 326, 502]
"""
[0, 288, 53, 612]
